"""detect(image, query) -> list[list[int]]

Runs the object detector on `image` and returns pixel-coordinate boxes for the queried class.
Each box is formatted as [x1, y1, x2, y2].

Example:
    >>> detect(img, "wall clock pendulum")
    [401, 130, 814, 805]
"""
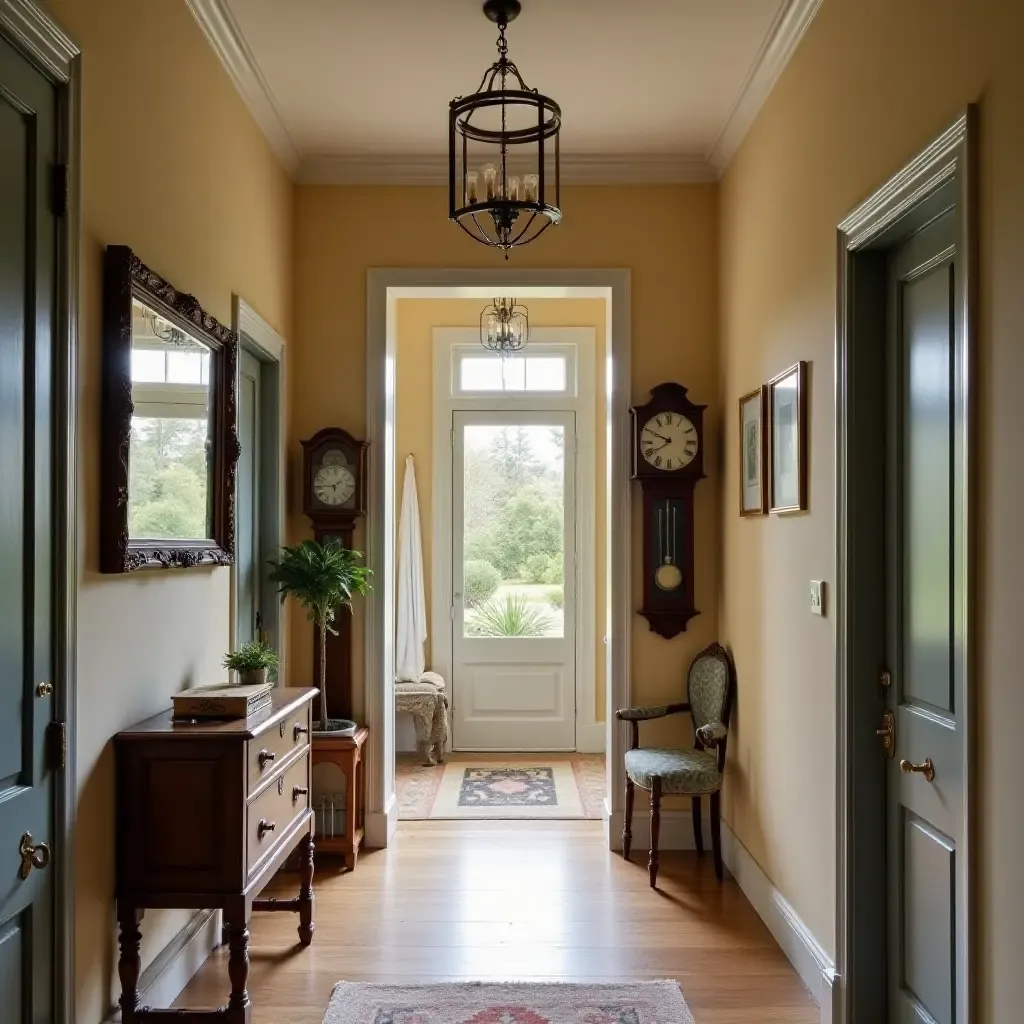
[300, 427, 369, 722]
[629, 383, 706, 639]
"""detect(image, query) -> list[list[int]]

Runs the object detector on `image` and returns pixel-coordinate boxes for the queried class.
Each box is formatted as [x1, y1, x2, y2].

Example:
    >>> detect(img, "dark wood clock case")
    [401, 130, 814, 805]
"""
[630, 383, 707, 640]
[300, 428, 369, 722]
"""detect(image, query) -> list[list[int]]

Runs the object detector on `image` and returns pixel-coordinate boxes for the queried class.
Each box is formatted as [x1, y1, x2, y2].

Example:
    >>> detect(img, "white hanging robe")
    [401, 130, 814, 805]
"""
[395, 455, 427, 682]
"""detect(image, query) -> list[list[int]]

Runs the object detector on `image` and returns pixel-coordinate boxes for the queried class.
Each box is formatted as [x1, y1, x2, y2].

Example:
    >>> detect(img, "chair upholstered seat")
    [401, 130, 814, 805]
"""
[624, 746, 721, 795]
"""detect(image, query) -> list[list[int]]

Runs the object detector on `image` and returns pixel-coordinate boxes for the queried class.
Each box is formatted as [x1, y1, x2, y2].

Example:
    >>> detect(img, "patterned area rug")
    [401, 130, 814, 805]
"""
[397, 755, 605, 820]
[323, 981, 695, 1024]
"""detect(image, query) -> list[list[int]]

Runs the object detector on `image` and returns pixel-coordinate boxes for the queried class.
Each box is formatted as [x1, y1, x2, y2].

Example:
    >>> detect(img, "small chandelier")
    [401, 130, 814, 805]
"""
[449, 0, 562, 258]
[480, 298, 529, 353]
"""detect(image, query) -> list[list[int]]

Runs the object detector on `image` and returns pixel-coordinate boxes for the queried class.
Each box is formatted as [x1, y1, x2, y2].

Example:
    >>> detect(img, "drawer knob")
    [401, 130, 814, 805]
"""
[292, 785, 309, 803]
[257, 819, 276, 840]
[293, 723, 309, 742]
[258, 749, 276, 770]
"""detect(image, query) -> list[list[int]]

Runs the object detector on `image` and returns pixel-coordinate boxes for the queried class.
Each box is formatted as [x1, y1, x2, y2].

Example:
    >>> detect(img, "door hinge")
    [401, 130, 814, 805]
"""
[50, 164, 69, 218]
[876, 709, 895, 759]
[46, 721, 67, 771]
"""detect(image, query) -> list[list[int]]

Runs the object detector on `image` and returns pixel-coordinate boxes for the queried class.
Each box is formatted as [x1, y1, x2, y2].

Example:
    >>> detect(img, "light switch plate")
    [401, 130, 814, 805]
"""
[810, 580, 825, 617]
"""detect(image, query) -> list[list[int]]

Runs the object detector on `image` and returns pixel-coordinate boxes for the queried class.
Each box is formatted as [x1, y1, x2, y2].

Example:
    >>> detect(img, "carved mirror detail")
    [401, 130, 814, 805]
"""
[101, 246, 238, 572]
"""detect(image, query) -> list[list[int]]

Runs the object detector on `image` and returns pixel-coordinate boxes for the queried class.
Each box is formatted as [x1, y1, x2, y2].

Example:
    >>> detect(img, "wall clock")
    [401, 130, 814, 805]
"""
[630, 382, 706, 639]
[300, 428, 369, 721]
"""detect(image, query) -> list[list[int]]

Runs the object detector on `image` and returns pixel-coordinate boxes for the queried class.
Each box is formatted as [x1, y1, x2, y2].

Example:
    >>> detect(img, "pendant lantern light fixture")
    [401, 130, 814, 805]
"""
[449, 0, 562, 258]
[480, 297, 529, 354]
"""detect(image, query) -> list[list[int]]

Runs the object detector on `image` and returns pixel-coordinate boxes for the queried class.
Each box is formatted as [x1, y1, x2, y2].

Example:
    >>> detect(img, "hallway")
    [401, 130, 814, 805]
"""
[176, 821, 818, 1023]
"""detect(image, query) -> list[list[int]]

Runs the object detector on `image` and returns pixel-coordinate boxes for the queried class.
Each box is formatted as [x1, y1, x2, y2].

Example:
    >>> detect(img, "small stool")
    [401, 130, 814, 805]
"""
[311, 726, 369, 870]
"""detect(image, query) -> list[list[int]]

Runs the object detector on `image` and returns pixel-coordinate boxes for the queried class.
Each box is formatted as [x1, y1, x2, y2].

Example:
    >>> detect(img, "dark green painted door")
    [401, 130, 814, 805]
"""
[0, 35, 58, 1024]
[886, 210, 964, 1023]
[237, 349, 262, 647]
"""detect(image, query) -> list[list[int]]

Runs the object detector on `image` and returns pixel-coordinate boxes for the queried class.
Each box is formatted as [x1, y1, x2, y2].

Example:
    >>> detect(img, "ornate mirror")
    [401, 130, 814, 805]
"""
[101, 246, 238, 572]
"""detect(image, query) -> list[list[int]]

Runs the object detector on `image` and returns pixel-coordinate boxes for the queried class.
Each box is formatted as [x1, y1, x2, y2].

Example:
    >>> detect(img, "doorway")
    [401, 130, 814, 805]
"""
[0, 9, 80, 1023]
[835, 111, 976, 1022]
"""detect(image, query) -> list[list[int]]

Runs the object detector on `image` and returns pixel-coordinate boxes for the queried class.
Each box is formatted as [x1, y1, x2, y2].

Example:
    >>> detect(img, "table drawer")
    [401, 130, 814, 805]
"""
[246, 752, 310, 874]
[247, 703, 310, 794]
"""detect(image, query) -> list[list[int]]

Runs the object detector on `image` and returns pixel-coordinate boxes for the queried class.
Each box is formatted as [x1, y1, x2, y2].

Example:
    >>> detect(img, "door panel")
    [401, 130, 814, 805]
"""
[451, 411, 576, 750]
[887, 210, 963, 1024]
[236, 349, 261, 647]
[0, 36, 58, 1023]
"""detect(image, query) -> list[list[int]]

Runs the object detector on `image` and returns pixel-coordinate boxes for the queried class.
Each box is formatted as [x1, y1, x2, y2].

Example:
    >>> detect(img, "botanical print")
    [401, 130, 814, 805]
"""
[739, 389, 765, 514]
[744, 419, 759, 487]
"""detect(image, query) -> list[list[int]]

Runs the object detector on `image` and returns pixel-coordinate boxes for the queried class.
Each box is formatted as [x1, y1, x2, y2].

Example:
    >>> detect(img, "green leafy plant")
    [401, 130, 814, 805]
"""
[464, 559, 501, 607]
[268, 538, 371, 730]
[467, 592, 553, 637]
[523, 553, 551, 584]
[223, 639, 279, 680]
[546, 588, 564, 610]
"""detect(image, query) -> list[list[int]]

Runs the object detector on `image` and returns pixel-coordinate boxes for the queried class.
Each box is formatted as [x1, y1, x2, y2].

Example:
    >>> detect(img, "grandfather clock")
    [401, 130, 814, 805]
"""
[300, 428, 368, 722]
[629, 383, 707, 639]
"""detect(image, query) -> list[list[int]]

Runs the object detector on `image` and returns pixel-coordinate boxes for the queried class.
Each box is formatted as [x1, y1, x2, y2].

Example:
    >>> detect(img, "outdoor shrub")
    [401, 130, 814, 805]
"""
[523, 553, 550, 584]
[464, 560, 500, 607]
[546, 589, 564, 610]
[541, 555, 563, 586]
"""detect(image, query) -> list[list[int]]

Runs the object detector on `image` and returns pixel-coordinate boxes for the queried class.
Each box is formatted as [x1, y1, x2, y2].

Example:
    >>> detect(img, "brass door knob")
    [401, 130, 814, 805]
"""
[900, 757, 935, 782]
[18, 833, 51, 879]
[258, 749, 276, 770]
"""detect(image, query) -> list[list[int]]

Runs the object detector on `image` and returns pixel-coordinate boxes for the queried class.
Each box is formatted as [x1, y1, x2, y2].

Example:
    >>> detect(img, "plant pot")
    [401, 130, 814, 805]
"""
[313, 718, 357, 738]
[239, 668, 269, 687]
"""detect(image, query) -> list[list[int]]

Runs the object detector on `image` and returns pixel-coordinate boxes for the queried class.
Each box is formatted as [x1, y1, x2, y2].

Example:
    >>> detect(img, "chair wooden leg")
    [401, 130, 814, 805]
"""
[622, 776, 634, 860]
[648, 777, 662, 888]
[691, 797, 704, 856]
[710, 790, 723, 881]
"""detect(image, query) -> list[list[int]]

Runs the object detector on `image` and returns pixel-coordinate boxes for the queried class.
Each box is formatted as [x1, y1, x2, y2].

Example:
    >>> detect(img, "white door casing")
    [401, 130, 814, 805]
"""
[430, 328, 598, 753]
[452, 410, 577, 750]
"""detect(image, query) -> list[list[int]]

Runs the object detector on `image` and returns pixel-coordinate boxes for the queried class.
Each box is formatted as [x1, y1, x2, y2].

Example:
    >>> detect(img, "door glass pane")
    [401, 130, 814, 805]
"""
[458, 354, 568, 393]
[462, 424, 564, 638]
[525, 357, 566, 391]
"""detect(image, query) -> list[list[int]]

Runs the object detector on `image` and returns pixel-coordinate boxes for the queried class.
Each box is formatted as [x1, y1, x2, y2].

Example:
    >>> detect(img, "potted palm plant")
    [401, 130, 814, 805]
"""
[269, 538, 371, 734]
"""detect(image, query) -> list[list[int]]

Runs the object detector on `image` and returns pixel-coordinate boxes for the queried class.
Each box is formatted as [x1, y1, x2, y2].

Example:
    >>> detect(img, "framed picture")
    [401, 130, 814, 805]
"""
[768, 361, 808, 513]
[738, 387, 768, 515]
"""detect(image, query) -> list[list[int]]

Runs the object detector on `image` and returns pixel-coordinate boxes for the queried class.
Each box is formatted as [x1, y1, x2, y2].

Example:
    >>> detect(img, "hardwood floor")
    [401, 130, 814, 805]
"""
[175, 821, 818, 1023]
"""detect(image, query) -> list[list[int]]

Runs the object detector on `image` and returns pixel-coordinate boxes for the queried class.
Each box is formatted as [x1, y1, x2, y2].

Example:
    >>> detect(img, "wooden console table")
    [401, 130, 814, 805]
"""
[114, 687, 317, 1024]
[312, 726, 369, 870]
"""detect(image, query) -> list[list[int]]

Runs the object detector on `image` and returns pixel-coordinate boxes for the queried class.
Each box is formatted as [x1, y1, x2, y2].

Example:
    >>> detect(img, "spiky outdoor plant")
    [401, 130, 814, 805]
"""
[466, 592, 553, 638]
[268, 538, 371, 731]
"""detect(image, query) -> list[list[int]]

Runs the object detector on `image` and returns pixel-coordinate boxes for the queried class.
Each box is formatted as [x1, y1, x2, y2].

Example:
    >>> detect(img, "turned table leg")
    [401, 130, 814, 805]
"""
[117, 904, 143, 1024]
[225, 917, 252, 1022]
[298, 829, 316, 946]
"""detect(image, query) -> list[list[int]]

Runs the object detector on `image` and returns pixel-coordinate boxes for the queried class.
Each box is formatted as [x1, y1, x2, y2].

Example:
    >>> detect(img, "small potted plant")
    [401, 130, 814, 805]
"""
[223, 638, 279, 687]
[269, 537, 371, 734]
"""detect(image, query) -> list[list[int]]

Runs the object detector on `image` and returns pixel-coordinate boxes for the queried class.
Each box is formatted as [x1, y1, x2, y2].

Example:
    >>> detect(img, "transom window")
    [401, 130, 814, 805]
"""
[452, 345, 576, 397]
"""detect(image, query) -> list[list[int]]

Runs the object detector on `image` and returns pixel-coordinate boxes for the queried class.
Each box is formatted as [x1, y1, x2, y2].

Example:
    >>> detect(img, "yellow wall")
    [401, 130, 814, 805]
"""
[291, 184, 720, 742]
[45, 1, 294, 1019]
[394, 297, 608, 719]
[718, 0, 1023, 1015]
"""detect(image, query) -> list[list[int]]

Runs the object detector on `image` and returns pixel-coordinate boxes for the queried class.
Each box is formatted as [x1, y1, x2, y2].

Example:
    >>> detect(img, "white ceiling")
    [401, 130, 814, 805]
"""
[187, 0, 821, 182]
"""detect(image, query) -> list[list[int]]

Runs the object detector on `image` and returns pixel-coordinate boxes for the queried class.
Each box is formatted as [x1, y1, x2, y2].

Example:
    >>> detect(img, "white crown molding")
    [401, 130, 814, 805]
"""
[707, 0, 823, 173]
[297, 152, 718, 186]
[185, 0, 300, 174]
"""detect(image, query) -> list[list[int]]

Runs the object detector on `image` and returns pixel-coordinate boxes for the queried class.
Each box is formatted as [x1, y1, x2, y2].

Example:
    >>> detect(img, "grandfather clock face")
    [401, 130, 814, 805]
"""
[312, 449, 357, 509]
[302, 427, 367, 522]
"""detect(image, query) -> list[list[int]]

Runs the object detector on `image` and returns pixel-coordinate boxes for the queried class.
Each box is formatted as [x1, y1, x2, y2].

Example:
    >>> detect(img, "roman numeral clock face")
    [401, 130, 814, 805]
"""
[641, 414, 699, 470]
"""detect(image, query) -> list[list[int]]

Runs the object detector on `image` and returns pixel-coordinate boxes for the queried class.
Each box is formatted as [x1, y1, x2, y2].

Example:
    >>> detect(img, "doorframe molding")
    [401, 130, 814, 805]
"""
[231, 297, 288, 681]
[0, 3, 81, 1021]
[366, 270, 630, 848]
[833, 108, 977, 1024]
[429, 328, 600, 753]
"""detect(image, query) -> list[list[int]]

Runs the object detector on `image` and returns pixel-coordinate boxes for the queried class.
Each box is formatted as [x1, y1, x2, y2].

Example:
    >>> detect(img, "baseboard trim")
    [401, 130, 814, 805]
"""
[366, 791, 399, 848]
[575, 722, 607, 754]
[720, 823, 836, 1024]
[104, 909, 220, 1021]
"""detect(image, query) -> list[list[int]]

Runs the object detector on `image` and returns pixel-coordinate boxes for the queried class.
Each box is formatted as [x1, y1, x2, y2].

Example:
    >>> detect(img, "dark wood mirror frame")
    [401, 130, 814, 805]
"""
[101, 245, 239, 573]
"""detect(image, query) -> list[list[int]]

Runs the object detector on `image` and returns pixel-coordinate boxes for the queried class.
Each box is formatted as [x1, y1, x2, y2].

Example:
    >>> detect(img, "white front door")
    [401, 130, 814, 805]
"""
[451, 410, 576, 750]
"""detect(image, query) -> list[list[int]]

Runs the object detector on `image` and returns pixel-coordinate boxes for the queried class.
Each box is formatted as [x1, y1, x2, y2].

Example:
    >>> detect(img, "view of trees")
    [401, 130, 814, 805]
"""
[128, 416, 211, 539]
[462, 425, 565, 637]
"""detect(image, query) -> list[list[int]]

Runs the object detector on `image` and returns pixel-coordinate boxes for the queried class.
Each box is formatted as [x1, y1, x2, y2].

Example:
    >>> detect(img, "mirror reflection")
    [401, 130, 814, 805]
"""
[128, 299, 213, 540]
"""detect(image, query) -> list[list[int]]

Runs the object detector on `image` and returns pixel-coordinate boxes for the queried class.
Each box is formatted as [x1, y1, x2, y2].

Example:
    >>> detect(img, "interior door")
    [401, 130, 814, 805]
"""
[886, 209, 964, 1023]
[236, 348, 262, 647]
[451, 410, 576, 750]
[0, 35, 58, 1022]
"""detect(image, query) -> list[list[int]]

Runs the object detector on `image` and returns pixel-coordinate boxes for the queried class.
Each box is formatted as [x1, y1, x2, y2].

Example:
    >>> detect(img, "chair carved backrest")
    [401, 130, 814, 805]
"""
[687, 641, 735, 771]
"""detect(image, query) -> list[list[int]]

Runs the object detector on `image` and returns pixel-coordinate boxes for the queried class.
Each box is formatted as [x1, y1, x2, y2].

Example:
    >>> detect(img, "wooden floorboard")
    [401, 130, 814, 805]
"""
[174, 820, 819, 1023]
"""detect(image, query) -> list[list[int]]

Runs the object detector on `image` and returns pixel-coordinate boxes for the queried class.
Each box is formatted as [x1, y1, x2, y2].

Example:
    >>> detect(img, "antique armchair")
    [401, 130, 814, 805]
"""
[615, 641, 735, 886]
